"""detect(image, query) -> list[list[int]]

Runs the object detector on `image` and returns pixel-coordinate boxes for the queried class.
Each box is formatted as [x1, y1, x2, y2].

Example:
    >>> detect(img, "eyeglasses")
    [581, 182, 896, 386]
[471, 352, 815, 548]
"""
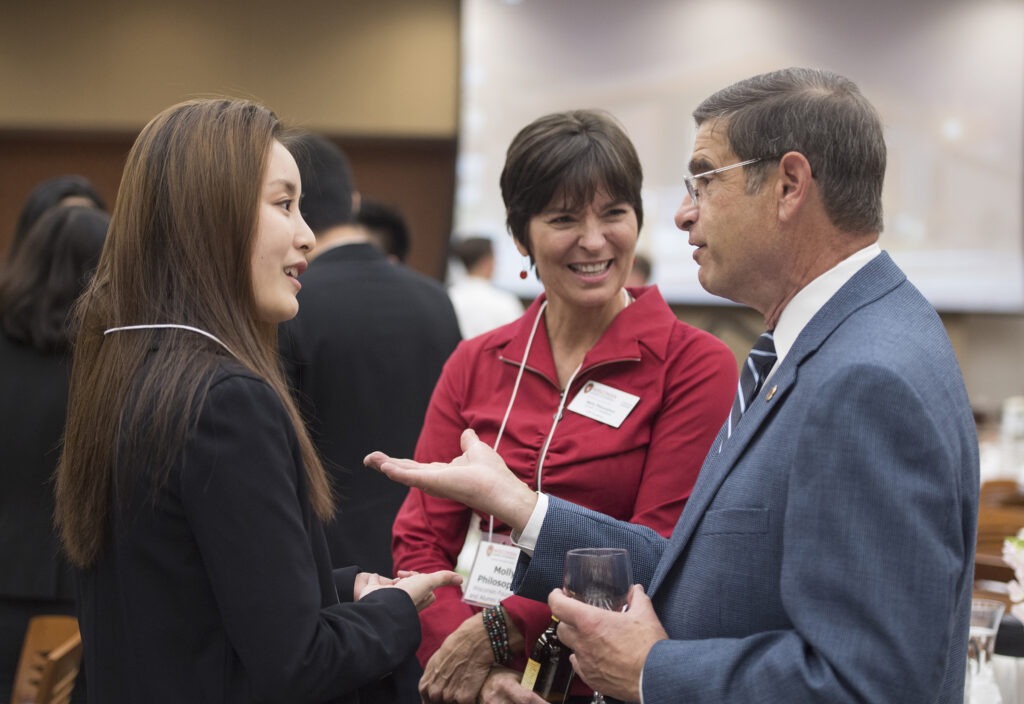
[683, 157, 763, 205]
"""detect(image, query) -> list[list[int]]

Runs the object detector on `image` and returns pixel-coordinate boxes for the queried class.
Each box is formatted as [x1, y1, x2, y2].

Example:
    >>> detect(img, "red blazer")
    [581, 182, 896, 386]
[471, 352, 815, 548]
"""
[392, 286, 737, 667]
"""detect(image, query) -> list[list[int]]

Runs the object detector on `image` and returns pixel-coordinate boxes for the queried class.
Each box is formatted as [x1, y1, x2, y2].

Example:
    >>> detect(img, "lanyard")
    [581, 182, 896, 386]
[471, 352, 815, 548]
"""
[494, 288, 631, 495]
[484, 300, 584, 539]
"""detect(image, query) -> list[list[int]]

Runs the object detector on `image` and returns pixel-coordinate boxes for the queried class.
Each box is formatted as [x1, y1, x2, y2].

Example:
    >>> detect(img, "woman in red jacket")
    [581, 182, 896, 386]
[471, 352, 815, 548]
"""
[391, 109, 738, 703]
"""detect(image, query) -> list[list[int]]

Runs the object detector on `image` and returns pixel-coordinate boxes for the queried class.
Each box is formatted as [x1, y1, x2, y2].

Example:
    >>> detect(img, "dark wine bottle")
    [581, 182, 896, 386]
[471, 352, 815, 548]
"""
[520, 615, 574, 703]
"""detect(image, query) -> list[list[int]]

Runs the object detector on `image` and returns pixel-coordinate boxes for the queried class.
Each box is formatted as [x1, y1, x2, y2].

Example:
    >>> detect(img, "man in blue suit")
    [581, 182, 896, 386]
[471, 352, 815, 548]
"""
[367, 67, 978, 703]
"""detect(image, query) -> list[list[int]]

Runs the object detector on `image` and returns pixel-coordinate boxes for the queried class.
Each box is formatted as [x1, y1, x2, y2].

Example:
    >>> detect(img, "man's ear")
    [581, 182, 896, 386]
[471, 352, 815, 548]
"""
[776, 151, 813, 222]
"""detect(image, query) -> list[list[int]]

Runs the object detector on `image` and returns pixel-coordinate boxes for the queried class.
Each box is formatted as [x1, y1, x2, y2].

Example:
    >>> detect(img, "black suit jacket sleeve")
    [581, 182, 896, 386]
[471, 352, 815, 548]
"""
[182, 374, 420, 702]
[334, 565, 360, 602]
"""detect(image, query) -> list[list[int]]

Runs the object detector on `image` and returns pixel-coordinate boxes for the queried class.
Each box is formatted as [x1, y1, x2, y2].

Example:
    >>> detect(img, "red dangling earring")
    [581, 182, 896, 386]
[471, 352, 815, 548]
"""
[519, 256, 529, 279]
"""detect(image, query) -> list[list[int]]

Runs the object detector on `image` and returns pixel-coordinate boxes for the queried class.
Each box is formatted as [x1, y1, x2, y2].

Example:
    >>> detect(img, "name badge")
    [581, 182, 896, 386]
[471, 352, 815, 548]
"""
[462, 537, 521, 607]
[567, 380, 639, 428]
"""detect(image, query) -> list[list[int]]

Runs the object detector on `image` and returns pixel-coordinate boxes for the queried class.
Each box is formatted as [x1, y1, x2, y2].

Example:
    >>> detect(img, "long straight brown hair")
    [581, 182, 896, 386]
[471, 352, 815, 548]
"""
[55, 98, 334, 568]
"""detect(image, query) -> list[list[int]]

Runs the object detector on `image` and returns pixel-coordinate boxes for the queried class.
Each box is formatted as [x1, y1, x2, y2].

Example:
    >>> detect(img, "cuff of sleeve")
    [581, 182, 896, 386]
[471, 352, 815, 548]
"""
[510, 492, 548, 557]
[332, 565, 361, 602]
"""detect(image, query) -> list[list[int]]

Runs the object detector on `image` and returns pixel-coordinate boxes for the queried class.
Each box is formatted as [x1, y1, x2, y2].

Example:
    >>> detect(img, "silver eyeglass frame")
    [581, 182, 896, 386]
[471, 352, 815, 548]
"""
[683, 157, 763, 205]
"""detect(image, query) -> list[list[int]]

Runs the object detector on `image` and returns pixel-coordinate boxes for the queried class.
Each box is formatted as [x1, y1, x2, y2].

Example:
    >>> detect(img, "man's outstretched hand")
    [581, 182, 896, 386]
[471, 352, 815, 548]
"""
[364, 428, 538, 533]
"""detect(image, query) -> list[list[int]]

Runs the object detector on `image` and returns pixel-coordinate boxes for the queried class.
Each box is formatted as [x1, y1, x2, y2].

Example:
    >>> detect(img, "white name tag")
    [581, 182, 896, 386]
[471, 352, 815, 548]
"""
[462, 538, 521, 607]
[567, 380, 640, 428]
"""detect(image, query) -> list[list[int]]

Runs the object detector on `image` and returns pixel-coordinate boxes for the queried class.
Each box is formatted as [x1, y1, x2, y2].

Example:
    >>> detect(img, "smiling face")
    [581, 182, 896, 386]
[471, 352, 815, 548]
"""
[674, 120, 782, 312]
[251, 140, 315, 323]
[522, 189, 638, 314]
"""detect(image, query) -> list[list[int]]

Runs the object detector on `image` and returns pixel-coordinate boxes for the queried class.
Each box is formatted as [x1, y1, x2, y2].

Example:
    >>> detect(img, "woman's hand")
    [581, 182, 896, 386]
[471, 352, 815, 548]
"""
[365, 428, 538, 533]
[478, 666, 550, 704]
[357, 570, 462, 612]
[353, 572, 396, 601]
[419, 609, 528, 704]
[420, 612, 495, 704]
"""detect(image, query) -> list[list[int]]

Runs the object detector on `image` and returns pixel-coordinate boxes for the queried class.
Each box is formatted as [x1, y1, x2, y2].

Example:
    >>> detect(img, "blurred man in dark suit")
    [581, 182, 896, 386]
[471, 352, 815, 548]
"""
[279, 133, 461, 577]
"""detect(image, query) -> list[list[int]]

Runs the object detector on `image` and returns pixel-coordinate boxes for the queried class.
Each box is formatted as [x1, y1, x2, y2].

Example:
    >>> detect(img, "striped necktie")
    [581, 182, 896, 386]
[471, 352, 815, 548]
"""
[726, 331, 777, 439]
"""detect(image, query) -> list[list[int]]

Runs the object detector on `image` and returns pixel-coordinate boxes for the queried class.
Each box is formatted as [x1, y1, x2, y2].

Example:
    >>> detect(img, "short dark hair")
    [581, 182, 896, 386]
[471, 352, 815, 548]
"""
[357, 199, 410, 262]
[450, 236, 494, 271]
[500, 109, 643, 258]
[0, 205, 108, 352]
[11, 175, 106, 258]
[694, 67, 886, 234]
[285, 132, 358, 234]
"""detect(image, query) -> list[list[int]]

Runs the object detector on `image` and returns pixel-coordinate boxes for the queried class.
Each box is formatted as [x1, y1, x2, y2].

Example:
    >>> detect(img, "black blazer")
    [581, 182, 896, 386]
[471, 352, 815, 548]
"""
[0, 331, 75, 601]
[279, 243, 461, 576]
[78, 362, 422, 703]
[0, 332, 79, 697]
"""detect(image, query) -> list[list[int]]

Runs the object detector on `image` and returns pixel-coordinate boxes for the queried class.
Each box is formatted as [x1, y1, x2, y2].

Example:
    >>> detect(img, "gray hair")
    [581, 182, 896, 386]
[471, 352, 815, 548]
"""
[694, 67, 886, 234]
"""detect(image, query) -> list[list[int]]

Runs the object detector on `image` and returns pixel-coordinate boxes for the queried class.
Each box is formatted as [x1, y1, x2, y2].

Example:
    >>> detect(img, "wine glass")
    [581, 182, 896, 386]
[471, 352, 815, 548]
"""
[968, 598, 1005, 703]
[563, 547, 633, 704]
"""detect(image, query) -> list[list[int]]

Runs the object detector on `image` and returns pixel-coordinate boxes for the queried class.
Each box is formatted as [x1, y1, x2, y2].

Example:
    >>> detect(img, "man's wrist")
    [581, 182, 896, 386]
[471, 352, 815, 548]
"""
[507, 484, 540, 535]
[510, 492, 548, 556]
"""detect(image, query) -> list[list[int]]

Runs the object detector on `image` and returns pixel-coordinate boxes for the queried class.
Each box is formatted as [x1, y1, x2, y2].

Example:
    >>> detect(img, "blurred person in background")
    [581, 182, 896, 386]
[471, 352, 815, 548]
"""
[0, 204, 108, 700]
[447, 235, 525, 339]
[356, 199, 411, 264]
[279, 132, 461, 580]
[626, 251, 652, 287]
[8, 175, 106, 262]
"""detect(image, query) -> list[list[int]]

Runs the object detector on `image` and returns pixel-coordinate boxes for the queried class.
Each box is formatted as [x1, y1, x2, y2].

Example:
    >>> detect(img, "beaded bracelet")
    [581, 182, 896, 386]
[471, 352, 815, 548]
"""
[482, 605, 511, 665]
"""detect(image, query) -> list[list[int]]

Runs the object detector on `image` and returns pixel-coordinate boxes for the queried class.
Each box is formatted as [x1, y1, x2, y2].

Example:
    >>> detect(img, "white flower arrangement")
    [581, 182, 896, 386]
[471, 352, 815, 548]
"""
[1003, 530, 1024, 621]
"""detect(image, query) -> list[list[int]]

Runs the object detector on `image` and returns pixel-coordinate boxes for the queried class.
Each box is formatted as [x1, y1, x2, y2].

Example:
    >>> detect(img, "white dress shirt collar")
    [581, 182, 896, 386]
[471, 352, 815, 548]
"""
[771, 243, 882, 374]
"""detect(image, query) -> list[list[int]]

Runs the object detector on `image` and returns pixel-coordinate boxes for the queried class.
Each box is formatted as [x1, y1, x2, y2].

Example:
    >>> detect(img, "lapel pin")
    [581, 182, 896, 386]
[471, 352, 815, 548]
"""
[765, 385, 778, 401]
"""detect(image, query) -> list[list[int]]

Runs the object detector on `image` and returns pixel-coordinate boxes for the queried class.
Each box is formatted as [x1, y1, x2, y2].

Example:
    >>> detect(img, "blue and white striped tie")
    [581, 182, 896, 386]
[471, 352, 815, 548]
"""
[726, 331, 777, 439]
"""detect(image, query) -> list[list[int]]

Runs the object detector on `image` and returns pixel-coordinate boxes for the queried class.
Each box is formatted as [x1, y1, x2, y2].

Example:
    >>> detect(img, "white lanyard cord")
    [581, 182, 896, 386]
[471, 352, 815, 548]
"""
[480, 289, 631, 542]
[492, 300, 546, 452]
[503, 288, 629, 495]
[535, 361, 581, 495]
[103, 324, 239, 360]
[486, 300, 546, 542]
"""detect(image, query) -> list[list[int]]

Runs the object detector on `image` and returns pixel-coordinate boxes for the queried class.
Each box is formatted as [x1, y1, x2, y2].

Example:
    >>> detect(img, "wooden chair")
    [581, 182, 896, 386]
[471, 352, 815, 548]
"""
[9, 615, 82, 704]
[974, 489, 1024, 609]
[975, 552, 1016, 608]
[981, 479, 1024, 507]
[977, 503, 1024, 556]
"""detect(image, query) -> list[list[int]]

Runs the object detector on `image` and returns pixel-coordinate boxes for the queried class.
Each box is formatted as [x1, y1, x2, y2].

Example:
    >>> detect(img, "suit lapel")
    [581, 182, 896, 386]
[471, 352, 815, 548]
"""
[648, 364, 797, 594]
[648, 253, 907, 596]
